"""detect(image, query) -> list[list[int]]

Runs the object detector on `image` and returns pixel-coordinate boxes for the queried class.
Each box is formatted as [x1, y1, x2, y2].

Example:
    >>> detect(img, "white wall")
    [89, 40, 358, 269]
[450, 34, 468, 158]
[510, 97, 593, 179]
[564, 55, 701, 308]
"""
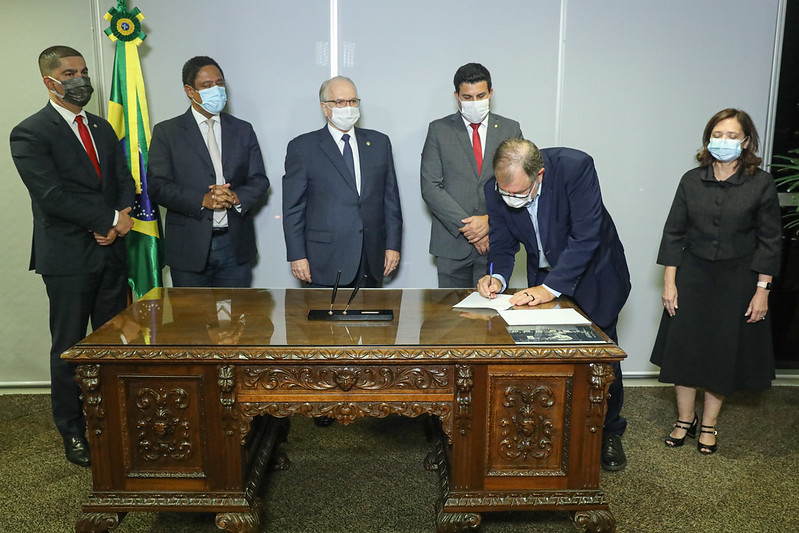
[1, 0, 101, 386]
[1, 0, 783, 385]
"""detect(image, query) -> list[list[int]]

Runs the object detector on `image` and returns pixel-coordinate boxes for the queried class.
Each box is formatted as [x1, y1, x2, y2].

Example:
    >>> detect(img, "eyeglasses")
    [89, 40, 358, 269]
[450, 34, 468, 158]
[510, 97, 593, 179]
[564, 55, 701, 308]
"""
[324, 98, 361, 108]
[495, 179, 535, 199]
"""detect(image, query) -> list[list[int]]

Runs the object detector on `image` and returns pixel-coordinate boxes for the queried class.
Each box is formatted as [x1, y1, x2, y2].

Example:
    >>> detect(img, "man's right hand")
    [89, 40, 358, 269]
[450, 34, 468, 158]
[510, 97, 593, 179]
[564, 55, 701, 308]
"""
[477, 275, 502, 299]
[290, 258, 312, 283]
[114, 207, 134, 236]
[202, 184, 236, 210]
[474, 234, 489, 255]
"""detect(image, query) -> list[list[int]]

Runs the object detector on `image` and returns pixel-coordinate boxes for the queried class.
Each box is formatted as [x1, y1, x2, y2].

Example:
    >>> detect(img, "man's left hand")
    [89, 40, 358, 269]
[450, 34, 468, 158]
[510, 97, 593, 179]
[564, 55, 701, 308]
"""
[209, 184, 239, 208]
[510, 285, 554, 307]
[459, 215, 489, 243]
[93, 228, 118, 246]
[384, 249, 400, 276]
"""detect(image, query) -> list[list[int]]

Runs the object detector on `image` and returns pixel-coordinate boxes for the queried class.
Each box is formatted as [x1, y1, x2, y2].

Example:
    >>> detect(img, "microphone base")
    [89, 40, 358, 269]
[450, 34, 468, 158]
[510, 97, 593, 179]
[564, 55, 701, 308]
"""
[307, 309, 394, 321]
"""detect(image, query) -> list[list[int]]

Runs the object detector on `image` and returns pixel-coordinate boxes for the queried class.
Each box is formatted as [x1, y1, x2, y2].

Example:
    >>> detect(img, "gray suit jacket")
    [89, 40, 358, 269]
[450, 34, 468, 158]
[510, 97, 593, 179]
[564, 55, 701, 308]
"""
[420, 112, 522, 260]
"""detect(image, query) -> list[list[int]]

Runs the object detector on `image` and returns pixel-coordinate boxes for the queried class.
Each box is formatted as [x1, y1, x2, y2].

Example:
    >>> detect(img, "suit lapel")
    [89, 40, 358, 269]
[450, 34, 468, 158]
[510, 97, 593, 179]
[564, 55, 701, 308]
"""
[317, 127, 358, 194]
[536, 160, 552, 252]
[219, 112, 234, 180]
[449, 113, 480, 179]
[513, 203, 538, 261]
[181, 109, 215, 179]
[355, 128, 371, 197]
[481, 114, 502, 180]
[47, 105, 100, 184]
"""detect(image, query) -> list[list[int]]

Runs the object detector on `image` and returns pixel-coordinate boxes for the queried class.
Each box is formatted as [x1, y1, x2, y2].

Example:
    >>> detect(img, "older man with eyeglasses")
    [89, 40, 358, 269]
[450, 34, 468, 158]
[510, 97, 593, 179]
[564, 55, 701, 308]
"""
[477, 138, 632, 472]
[282, 76, 402, 289]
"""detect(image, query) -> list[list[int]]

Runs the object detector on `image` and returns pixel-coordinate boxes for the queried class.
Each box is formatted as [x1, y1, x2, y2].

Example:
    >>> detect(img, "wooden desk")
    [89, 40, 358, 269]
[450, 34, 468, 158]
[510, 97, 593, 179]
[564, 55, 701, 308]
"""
[64, 288, 625, 532]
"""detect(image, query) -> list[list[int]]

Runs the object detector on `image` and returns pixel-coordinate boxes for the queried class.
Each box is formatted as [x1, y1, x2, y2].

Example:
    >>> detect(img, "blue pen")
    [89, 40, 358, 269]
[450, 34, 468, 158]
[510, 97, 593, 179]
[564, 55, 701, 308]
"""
[488, 262, 494, 299]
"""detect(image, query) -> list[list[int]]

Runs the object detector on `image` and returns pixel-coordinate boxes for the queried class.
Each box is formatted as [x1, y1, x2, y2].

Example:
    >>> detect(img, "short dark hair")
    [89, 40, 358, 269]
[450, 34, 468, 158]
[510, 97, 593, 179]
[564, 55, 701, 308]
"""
[696, 108, 761, 176]
[182, 56, 224, 87]
[38, 45, 83, 76]
[493, 138, 544, 184]
[453, 63, 492, 93]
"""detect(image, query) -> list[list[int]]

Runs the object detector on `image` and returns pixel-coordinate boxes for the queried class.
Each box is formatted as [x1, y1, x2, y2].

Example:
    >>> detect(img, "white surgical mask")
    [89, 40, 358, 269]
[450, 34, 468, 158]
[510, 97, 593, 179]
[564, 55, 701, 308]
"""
[460, 98, 490, 124]
[327, 105, 360, 131]
[194, 86, 227, 115]
[707, 137, 743, 162]
[501, 192, 533, 209]
[497, 180, 536, 209]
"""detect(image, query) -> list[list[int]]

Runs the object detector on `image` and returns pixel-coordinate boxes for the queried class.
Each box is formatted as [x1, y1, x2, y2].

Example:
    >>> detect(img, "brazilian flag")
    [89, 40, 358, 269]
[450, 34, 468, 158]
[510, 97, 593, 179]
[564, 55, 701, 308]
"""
[104, 2, 163, 299]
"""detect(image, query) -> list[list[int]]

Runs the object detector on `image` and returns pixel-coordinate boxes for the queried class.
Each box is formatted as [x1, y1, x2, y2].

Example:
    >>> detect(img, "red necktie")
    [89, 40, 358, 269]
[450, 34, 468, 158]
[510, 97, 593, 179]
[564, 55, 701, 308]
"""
[75, 115, 101, 179]
[470, 123, 483, 175]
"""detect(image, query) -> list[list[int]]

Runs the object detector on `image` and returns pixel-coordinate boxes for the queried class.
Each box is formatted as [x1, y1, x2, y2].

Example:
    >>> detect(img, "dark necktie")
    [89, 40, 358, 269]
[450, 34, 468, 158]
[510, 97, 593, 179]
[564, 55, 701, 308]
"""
[75, 115, 101, 179]
[470, 123, 483, 175]
[341, 133, 356, 184]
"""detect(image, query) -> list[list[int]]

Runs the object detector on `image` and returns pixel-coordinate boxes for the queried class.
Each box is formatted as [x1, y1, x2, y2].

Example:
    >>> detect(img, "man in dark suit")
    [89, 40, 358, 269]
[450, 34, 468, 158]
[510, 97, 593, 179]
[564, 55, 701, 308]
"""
[421, 63, 522, 287]
[10, 45, 136, 467]
[477, 138, 631, 471]
[148, 56, 269, 288]
[282, 76, 402, 288]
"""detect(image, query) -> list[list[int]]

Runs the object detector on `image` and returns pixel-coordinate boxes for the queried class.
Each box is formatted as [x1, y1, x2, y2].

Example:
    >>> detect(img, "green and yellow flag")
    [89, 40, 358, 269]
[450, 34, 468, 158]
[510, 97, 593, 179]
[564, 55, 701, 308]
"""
[104, 1, 162, 299]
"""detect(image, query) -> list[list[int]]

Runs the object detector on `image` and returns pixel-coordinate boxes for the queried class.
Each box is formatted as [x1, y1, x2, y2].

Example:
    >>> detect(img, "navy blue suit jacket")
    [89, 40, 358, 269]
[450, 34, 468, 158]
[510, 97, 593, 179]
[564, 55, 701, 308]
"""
[282, 126, 402, 286]
[148, 109, 269, 272]
[486, 147, 631, 329]
[10, 103, 135, 275]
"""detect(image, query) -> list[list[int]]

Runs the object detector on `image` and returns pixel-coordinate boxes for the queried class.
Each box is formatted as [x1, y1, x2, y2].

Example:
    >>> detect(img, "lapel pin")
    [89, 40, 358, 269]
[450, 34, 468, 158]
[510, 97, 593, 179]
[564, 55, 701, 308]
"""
[366, 141, 371, 146]
[494, 124, 498, 128]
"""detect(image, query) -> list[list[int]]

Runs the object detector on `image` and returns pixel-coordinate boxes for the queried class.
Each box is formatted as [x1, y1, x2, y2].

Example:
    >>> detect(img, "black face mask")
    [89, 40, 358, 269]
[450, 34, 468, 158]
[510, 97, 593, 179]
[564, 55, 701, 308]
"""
[50, 76, 94, 107]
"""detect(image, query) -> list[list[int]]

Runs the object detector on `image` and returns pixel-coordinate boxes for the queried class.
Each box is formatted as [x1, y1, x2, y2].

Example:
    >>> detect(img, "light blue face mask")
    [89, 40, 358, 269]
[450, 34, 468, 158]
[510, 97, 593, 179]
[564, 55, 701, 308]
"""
[195, 85, 227, 114]
[707, 137, 743, 162]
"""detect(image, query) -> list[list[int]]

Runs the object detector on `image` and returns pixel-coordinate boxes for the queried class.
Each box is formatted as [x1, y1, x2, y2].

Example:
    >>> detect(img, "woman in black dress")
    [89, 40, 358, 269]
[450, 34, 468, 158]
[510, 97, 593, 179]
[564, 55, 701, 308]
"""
[651, 108, 781, 454]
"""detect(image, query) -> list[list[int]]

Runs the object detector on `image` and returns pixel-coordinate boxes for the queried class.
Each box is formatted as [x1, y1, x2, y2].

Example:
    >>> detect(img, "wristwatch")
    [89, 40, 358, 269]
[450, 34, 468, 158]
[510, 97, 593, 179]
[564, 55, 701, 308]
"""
[756, 281, 772, 290]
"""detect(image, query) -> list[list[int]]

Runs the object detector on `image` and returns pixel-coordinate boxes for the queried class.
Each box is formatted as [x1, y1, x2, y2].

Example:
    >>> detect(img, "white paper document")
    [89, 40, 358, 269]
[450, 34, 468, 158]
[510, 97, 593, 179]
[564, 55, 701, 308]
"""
[498, 308, 591, 326]
[452, 292, 514, 311]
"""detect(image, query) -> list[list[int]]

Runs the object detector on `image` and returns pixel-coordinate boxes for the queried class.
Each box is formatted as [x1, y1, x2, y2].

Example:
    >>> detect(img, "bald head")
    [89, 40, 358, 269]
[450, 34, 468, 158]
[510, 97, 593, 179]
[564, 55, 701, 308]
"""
[493, 138, 544, 187]
[319, 76, 357, 102]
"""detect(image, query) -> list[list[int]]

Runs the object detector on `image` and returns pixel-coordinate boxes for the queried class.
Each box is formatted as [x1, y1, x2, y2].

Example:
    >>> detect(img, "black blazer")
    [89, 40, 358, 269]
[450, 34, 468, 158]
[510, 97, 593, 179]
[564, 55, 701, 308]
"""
[148, 109, 270, 272]
[10, 103, 136, 275]
[657, 165, 781, 276]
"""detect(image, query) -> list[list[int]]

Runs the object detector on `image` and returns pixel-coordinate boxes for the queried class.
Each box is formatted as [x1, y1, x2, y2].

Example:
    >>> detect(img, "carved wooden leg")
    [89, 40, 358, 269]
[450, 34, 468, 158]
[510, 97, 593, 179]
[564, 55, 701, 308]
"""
[267, 418, 291, 471]
[215, 502, 261, 533]
[423, 414, 440, 471]
[435, 507, 481, 533]
[430, 418, 480, 533]
[573, 509, 616, 532]
[268, 447, 291, 471]
[75, 512, 124, 532]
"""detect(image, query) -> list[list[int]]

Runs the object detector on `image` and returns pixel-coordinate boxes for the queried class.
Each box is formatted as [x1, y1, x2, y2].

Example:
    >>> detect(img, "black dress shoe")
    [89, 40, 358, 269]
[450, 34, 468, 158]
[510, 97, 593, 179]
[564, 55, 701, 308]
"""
[313, 416, 335, 427]
[64, 436, 91, 467]
[600, 434, 626, 471]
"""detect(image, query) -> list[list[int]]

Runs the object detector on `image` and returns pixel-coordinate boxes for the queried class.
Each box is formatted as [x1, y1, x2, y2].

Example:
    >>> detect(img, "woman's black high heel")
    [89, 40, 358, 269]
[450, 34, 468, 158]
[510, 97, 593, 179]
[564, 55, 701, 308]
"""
[664, 415, 698, 447]
[698, 425, 718, 455]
